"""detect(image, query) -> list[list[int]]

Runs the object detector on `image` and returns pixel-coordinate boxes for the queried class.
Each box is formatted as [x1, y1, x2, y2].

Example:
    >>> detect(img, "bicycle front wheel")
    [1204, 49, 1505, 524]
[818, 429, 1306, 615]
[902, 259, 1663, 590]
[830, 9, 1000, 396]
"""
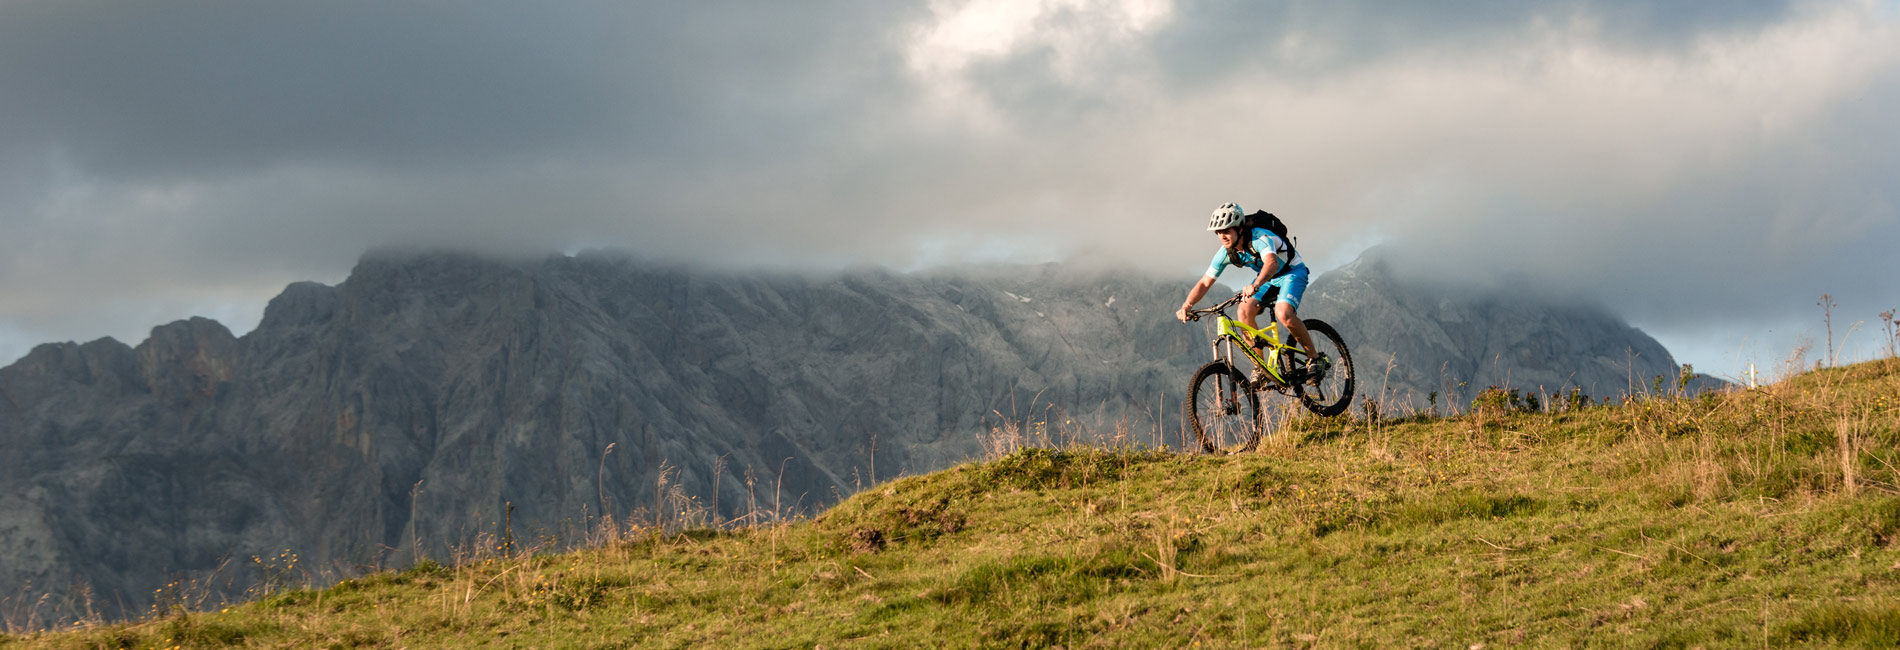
[1186, 361, 1261, 454]
[1293, 318, 1355, 417]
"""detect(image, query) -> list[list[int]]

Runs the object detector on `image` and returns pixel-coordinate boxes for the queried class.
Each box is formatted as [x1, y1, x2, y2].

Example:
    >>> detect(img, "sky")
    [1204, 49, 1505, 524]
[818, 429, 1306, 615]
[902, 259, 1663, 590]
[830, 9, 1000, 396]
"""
[3, 0, 1898, 381]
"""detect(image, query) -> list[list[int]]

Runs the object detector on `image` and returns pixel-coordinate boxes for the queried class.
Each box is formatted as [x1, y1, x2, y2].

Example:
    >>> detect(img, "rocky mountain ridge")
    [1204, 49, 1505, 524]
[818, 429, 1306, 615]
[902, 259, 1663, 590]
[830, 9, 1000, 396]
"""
[0, 248, 1696, 623]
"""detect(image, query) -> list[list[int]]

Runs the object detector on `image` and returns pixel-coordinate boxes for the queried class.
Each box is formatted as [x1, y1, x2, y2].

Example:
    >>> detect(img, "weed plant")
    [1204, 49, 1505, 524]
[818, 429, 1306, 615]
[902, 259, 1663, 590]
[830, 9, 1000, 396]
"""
[4, 359, 1898, 648]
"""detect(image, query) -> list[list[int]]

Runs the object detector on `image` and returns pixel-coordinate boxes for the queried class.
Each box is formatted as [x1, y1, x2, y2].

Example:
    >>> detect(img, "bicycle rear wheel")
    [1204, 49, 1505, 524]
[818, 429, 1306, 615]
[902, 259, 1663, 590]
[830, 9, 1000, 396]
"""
[1186, 361, 1261, 454]
[1292, 319, 1355, 417]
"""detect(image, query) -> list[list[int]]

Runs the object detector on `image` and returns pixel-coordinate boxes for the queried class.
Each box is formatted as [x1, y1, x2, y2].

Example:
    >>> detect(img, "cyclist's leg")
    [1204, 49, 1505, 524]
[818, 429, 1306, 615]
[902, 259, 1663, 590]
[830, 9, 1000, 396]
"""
[1240, 284, 1280, 348]
[1238, 286, 1284, 383]
[1275, 302, 1317, 357]
[1236, 296, 1266, 355]
[1236, 295, 1262, 329]
[1269, 266, 1317, 357]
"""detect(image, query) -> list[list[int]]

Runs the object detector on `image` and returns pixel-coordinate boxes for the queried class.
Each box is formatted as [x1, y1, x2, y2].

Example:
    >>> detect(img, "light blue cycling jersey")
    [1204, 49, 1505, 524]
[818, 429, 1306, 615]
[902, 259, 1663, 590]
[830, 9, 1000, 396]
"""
[1206, 227, 1310, 308]
[1205, 228, 1304, 278]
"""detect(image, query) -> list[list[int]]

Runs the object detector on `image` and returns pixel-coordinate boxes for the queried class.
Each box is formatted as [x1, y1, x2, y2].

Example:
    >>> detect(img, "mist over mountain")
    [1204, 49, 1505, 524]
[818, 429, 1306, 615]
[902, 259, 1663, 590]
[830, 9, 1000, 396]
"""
[1301, 248, 1719, 411]
[0, 248, 1699, 622]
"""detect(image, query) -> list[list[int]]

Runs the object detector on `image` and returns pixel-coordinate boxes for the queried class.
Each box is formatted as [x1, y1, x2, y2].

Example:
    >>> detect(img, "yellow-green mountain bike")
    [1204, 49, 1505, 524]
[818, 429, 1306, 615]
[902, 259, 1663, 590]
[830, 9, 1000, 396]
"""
[1182, 292, 1355, 453]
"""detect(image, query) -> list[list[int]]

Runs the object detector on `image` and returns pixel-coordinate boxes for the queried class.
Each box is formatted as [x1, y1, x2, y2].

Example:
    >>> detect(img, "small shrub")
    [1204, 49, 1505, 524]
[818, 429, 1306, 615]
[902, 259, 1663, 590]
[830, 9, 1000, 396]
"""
[401, 559, 449, 580]
[1564, 387, 1592, 411]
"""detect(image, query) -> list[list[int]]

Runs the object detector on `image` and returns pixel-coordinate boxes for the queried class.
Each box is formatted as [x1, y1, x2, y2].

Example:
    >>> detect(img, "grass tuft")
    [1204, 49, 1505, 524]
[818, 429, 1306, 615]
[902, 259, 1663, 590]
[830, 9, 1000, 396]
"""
[1778, 603, 1900, 646]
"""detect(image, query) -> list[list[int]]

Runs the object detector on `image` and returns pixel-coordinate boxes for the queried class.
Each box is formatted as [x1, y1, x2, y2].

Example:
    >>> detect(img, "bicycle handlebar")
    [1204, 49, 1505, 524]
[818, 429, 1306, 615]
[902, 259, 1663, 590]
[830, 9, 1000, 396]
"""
[1182, 292, 1245, 322]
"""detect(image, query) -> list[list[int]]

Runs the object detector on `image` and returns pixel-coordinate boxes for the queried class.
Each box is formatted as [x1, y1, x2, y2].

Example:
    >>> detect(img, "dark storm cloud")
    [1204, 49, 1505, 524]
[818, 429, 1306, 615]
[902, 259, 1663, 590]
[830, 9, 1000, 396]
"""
[0, 0, 920, 178]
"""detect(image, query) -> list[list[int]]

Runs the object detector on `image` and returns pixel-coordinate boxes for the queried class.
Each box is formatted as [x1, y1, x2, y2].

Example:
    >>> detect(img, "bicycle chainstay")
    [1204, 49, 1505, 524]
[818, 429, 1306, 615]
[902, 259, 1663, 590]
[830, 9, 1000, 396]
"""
[1229, 326, 1310, 383]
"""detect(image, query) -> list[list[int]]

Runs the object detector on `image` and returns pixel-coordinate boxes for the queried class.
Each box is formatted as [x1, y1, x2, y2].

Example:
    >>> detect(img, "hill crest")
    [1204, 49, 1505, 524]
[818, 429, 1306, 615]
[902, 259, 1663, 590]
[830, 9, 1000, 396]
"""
[7, 358, 1894, 646]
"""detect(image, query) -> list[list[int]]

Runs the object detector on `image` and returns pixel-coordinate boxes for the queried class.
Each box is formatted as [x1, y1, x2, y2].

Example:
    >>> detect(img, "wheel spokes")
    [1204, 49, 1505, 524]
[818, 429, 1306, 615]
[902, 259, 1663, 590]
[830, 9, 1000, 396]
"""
[1205, 378, 1242, 448]
[1189, 362, 1262, 454]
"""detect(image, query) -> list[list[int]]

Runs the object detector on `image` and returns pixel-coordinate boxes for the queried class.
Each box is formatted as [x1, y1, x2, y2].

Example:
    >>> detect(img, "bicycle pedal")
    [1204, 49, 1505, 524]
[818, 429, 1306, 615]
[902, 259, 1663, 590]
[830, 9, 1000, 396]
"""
[1303, 356, 1329, 385]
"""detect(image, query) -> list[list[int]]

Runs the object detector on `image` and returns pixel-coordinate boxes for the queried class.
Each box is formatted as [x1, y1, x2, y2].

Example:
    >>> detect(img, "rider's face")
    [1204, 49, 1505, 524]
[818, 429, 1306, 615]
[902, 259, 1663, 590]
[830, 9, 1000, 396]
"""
[1216, 227, 1241, 247]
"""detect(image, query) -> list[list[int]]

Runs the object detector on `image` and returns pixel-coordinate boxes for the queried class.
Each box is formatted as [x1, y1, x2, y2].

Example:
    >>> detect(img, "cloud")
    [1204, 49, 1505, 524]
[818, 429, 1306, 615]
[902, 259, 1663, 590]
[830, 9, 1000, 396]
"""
[1, 0, 1896, 376]
[0, 1, 933, 175]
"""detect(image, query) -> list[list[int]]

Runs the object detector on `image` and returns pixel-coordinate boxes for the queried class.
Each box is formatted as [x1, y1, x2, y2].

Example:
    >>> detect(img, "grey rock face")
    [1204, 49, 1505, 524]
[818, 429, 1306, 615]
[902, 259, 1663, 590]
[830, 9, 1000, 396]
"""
[0, 252, 1204, 621]
[0, 248, 1699, 622]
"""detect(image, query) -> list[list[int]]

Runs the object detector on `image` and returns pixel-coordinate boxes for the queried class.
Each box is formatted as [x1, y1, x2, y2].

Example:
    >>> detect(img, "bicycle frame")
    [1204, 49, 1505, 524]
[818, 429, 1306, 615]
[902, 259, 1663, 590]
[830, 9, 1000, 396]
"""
[1203, 298, 1300, 387]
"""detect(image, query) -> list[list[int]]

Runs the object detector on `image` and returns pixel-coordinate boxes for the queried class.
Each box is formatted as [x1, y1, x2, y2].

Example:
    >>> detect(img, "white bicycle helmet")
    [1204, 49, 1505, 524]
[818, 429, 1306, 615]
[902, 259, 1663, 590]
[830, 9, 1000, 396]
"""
[1207, 202, 1245, 231]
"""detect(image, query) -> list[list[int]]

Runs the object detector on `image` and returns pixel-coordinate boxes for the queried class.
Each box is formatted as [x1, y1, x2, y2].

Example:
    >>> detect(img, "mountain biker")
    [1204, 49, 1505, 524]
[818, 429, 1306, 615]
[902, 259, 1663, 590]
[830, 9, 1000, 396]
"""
[1174, 202, 1324, 384]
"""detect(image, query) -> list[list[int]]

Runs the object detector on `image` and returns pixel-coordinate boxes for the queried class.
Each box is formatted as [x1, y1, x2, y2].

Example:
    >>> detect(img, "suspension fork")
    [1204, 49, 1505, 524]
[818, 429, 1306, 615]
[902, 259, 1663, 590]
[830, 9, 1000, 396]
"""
[1210, 316, 1235, 365]
[1209, 332, 1243, 410]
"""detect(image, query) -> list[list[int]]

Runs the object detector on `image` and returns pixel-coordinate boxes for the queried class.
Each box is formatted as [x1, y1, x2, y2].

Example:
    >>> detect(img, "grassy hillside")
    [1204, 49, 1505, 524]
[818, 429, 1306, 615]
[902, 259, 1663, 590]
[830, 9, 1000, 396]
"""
[6, 359, 1898, 648]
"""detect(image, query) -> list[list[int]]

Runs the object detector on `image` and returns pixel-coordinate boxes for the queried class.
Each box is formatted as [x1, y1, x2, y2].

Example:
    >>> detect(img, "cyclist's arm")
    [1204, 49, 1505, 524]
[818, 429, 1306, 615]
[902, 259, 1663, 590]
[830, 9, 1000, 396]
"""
[1244, 230, 1284, 297]
[1246, 257, 1281, 297]
[1177, 275, 1219, 322]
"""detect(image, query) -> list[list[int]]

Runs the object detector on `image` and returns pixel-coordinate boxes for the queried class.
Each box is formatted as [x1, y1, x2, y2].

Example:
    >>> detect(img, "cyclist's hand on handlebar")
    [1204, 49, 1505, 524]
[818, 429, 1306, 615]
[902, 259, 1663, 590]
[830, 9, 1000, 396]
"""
[1176, 305, 1192, 322]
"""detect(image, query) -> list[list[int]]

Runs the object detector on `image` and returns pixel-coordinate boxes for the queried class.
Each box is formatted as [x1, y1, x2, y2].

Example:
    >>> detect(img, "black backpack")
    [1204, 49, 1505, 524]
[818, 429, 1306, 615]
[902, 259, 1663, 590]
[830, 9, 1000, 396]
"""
[1240, 210, 1297, 276]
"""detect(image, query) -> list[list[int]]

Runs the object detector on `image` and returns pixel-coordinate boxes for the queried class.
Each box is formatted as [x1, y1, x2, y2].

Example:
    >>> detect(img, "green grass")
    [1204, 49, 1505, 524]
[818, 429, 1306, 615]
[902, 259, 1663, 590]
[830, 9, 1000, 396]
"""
[6, 359, 1899, 648]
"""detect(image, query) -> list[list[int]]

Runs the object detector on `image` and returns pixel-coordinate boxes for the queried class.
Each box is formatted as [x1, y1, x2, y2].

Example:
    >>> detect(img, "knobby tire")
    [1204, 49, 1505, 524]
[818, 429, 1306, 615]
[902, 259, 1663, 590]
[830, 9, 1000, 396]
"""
[1186, 361, 1261, 454]
[1292, 318, 1355, 417]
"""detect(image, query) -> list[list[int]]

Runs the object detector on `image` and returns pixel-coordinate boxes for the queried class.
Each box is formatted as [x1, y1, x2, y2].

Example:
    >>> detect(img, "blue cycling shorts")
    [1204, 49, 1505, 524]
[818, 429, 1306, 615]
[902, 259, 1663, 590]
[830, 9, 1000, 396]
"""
[1249, 264, 1310, 309]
